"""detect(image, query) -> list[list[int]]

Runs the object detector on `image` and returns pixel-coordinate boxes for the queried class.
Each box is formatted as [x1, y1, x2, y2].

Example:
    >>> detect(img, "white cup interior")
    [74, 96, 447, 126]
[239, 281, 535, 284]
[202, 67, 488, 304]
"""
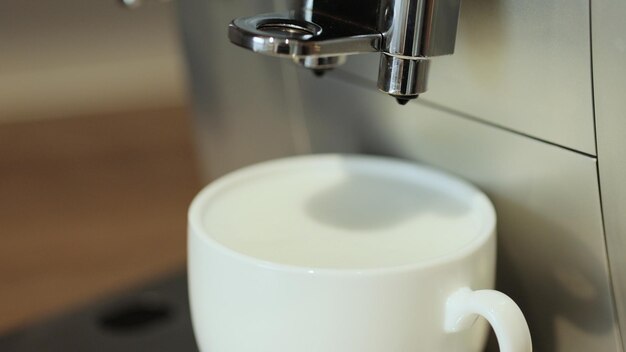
[188, 154, 496, 272]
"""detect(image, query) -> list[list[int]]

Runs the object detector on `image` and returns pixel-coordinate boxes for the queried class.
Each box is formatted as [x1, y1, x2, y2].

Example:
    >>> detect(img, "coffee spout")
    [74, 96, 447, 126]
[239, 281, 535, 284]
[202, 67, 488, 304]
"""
[227, 0, 461, 102]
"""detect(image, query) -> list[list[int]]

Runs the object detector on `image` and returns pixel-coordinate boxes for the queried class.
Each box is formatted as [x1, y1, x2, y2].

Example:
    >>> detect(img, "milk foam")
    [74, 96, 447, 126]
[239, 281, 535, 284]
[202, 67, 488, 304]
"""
[202, 161, 487, 269]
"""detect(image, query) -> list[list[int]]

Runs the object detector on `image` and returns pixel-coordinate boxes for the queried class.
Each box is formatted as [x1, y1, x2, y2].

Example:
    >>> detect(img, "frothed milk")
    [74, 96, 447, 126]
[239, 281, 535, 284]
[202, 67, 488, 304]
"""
[201, 156, 489, 269]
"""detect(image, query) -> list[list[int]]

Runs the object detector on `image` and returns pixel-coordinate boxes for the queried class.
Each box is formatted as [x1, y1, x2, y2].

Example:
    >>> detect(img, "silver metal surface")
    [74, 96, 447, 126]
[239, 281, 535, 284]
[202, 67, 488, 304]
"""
[178, 0, 626, 350]
[375, 0, 432, 99]
[377, 54, 429, 97]
[227, 0, 461, 100]
[228, 12, 381, 58]
[295, 72, 622, 351]
[339, 0, 596, 155]
[295, 55, 347, 70]
[375, 0, 460, 98]
[592, 0, 626, 348]
[379, 0, 460, 57]
[176, 0, 305, 178]
[378, 0, 427, 57]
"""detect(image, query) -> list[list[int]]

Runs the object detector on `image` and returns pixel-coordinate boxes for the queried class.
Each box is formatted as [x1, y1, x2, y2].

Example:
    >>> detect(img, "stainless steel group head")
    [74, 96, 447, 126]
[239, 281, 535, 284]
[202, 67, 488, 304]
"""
[228, 0, 461, 103]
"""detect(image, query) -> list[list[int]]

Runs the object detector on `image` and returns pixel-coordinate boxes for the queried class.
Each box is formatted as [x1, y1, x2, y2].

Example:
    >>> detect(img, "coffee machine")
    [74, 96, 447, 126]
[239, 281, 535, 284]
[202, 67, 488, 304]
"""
[176, 0, 626, 350]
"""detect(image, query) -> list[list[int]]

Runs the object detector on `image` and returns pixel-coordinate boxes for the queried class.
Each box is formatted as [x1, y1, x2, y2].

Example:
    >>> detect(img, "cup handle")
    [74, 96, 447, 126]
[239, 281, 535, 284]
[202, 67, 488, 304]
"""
[444, 287, 532, 352]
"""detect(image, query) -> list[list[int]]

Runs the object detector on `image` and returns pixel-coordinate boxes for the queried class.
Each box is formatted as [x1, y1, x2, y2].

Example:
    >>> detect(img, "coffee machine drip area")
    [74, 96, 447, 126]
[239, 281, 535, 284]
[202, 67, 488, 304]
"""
[228, 0, 460, 104]
[173, 0, 626, 351]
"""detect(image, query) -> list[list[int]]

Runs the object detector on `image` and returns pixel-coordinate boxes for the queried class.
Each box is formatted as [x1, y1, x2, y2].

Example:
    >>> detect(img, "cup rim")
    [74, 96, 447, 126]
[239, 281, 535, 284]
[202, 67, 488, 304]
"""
[188, 154, 496, 276]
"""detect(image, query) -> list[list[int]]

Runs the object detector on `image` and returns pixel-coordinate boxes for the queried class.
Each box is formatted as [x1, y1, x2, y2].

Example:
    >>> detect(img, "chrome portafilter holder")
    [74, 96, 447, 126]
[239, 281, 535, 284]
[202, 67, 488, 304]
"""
[228, 0, 461, 103]
[228, 11, 380, 71]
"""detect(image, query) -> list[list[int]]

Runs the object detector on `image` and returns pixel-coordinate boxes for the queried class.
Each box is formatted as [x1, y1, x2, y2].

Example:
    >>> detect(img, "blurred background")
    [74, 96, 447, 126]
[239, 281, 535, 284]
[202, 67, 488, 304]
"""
[0, 0, 201, 334]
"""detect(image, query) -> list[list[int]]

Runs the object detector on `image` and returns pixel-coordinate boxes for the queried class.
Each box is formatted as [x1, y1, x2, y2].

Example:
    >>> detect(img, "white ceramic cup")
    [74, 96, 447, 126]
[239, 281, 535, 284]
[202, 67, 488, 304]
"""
[188, 154, 531, 352]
